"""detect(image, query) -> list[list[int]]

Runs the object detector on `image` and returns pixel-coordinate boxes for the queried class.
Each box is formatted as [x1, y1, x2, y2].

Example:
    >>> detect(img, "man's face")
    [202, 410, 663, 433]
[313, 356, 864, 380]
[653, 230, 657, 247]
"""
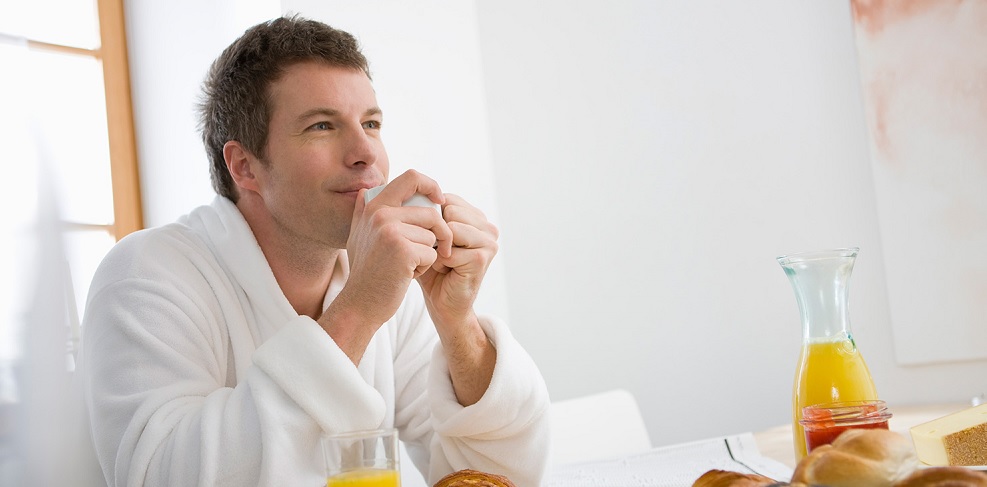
[255, 61, 388, 249]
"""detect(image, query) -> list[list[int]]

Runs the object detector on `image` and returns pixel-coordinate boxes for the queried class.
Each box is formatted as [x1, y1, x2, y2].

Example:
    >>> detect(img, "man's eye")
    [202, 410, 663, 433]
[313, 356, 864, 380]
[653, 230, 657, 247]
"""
[310, 122, 331, 131]
[363, 120, 381, 130]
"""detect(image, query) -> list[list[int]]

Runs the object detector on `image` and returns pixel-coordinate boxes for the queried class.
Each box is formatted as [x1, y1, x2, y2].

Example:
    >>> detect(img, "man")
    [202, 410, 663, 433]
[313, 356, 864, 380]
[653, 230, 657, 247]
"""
[81, 16, 550, 486]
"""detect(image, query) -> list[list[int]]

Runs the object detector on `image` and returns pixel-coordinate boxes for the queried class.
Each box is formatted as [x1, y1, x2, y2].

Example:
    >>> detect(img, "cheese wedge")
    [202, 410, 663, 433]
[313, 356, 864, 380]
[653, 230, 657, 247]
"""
[910, 403, 987, 466]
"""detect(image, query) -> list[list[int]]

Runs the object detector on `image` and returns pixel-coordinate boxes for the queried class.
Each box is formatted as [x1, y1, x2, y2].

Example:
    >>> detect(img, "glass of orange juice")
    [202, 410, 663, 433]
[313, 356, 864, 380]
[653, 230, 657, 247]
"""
[323, 428, 400, 487]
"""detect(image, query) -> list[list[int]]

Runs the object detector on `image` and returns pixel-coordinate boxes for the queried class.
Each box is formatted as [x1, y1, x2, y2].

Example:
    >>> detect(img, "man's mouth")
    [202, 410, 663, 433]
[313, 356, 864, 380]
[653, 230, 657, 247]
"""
[336, 182, 381, 198]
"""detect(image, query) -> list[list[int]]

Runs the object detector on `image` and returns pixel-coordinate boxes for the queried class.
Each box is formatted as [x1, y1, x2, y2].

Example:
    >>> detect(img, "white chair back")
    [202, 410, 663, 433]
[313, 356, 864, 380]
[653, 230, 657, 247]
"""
[550, 389, 652, 466]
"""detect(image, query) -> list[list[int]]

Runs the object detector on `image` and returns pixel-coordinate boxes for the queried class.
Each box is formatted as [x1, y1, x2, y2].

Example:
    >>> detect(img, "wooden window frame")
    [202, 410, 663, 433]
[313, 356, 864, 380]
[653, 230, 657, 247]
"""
[97, 0, 143, 239]
[13, 0, 143, 240]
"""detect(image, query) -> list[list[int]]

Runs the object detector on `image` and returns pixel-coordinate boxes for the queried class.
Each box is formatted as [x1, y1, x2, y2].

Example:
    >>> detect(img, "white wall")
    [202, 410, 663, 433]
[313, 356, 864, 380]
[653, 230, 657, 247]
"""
[474, 0, 987, 446]
[125, 0, 987, 452]
[125, 0, 281, 227]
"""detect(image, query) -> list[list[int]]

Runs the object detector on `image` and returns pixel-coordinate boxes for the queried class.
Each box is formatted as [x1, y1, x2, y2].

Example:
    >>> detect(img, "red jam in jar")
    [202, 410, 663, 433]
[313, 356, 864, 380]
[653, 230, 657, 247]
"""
[800, 400, 892, 452]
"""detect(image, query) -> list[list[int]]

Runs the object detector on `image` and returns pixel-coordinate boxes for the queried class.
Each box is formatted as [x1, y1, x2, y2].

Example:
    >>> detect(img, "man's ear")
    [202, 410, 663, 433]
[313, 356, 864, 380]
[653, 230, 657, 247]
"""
[224, 140, 261, 194]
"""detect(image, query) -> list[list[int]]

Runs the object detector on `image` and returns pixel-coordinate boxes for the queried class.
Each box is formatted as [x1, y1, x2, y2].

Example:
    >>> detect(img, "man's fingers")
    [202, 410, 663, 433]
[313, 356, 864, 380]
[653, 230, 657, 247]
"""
[367, 170, 445, 209]
[441, 194, 499, 239]
[446, 222, 493, 250]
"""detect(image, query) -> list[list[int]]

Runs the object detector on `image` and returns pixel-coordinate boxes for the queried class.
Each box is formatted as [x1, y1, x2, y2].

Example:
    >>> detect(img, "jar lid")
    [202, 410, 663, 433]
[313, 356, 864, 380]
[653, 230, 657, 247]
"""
[800, 400, 892, 428]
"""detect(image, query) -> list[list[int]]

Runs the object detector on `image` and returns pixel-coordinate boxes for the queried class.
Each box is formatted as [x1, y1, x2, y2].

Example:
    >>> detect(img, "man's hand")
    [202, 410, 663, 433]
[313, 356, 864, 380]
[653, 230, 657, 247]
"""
[320, 169, 499, 406]
[318, 170, 451, 364]
[416, 193, 499, 329]
[417, 193, 500, 406]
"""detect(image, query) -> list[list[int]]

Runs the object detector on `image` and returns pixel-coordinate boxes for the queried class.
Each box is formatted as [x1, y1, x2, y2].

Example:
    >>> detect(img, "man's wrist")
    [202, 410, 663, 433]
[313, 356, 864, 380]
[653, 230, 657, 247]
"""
[318, 298, 378, 365]
[432, 310, 479, 344]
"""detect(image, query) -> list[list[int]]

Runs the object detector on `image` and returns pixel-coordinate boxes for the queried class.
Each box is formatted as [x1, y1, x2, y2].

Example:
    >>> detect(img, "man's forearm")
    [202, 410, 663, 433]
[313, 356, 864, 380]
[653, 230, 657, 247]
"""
[437, 314, 496, 406]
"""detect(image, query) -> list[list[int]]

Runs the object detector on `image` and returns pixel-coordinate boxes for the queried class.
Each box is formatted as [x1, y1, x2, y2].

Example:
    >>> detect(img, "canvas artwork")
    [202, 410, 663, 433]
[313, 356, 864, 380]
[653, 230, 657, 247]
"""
[848, 0, 987, 364]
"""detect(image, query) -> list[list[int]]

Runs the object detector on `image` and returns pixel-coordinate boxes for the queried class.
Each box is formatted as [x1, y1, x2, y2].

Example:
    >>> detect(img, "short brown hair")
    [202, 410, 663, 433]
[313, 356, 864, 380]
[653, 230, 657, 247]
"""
[197, 16, 371, 201]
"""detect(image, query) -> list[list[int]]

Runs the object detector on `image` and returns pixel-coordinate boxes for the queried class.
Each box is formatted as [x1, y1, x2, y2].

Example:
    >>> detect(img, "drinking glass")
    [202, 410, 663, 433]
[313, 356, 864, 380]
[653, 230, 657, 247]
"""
[322, 428, 400, 487]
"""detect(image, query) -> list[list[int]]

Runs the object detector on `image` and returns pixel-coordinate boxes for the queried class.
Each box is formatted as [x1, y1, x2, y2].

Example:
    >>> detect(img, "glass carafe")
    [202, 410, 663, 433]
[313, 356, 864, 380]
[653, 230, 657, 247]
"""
[777, 247, 878, 461]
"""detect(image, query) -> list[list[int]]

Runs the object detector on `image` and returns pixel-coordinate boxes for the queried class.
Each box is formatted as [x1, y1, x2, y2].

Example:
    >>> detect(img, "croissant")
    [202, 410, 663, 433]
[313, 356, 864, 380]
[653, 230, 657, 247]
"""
[791, 428, 918, 487]
[894, 466, 987, 486]
[433, 469, 516, 487]
[692, 469, 779, 486]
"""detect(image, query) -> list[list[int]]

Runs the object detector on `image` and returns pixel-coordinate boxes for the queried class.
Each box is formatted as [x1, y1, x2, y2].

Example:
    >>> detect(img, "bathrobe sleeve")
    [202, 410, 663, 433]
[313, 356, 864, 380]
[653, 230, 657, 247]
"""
[81, 229, 386, 487]
[389, 293, 552, 487]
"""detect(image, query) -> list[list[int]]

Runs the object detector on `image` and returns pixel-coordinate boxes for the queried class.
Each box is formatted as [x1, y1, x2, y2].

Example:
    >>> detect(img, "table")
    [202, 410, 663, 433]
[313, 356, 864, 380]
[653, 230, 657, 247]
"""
[753, 402, 971, 468]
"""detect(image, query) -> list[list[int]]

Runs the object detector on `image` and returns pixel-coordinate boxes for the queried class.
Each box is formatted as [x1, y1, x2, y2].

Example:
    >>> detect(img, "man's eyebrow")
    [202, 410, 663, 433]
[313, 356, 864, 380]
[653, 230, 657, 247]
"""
[297, 108, 340, 121]
[296, 106, 382, 122]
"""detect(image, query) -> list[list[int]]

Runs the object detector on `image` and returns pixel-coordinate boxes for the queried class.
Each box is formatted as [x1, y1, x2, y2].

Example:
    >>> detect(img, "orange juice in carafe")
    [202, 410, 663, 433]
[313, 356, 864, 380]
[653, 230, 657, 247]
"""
[792, 338, 877, 459]
[777, 248, 878, 461]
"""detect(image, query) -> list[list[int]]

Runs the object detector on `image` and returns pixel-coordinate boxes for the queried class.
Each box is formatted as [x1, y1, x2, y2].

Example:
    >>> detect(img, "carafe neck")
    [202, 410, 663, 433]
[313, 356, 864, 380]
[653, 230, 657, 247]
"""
[777, 248, 858, 341]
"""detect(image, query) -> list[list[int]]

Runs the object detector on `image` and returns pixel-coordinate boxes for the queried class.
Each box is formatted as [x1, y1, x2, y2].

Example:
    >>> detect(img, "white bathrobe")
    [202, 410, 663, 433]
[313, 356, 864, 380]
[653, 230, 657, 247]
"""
[80, 196, 550, 487]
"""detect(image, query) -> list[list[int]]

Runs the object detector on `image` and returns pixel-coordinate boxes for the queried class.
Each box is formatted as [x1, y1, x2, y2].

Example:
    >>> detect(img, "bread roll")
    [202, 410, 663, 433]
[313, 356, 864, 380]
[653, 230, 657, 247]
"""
[894, 466, 987, 487]
[692, 469, 778, 486]
[433, 469, 516, 487]
[791, 428, 918, 487]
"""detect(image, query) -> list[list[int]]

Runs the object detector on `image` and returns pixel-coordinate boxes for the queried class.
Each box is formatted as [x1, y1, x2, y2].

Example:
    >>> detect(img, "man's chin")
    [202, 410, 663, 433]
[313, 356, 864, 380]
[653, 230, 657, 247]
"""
[329, 225, 352, 251]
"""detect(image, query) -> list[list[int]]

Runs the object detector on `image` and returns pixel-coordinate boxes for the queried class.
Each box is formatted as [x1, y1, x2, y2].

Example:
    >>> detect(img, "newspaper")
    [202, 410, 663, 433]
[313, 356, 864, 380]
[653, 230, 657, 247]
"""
[545, 433, 793, 487]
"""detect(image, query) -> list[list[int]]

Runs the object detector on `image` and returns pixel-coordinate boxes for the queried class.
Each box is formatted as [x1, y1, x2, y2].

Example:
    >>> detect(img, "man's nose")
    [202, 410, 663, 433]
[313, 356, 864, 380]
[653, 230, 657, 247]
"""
[343, 128, 378, 167]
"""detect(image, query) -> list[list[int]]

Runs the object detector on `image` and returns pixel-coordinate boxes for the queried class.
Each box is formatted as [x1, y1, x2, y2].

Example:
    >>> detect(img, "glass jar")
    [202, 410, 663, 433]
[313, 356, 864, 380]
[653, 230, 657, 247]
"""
[800, 400, 892, 452]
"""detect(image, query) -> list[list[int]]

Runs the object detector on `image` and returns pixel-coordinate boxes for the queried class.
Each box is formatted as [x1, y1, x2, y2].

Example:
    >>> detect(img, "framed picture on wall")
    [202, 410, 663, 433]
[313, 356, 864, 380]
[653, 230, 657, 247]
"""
[849, 0, 987, 365]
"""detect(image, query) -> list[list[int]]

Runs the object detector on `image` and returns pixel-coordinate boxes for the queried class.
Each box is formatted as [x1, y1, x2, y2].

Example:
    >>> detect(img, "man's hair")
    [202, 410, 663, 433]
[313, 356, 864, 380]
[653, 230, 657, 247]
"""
[197, 15, 371, 201]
